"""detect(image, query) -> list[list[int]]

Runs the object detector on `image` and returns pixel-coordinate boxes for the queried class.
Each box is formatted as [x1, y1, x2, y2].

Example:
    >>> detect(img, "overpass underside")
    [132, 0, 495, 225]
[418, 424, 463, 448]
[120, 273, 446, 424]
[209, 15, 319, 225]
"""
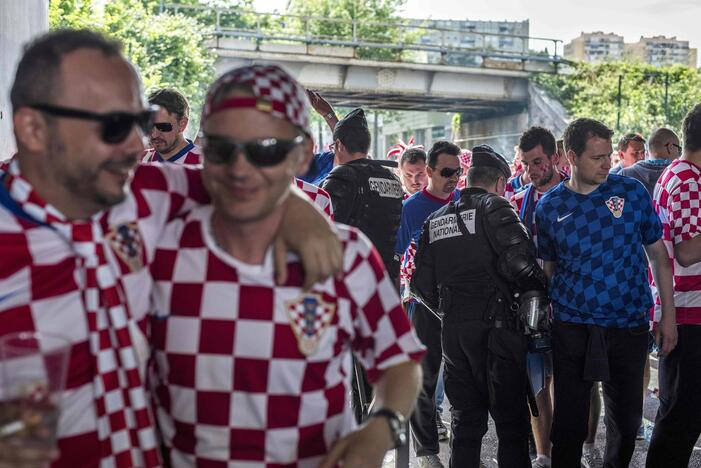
[214, 43, 531, 119]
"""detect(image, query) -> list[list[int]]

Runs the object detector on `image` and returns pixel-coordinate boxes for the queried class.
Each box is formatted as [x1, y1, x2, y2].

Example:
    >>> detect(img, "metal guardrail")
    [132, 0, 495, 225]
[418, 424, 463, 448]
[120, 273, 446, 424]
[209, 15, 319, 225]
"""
[164, 3, 567, 72]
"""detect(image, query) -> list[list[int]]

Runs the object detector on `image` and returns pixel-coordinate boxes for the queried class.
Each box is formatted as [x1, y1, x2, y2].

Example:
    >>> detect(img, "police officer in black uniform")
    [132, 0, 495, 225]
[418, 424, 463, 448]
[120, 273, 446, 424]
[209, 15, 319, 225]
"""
[321, 108, 404, 424]
[411, 145, 550, 468]
[322, 108, 404, 281]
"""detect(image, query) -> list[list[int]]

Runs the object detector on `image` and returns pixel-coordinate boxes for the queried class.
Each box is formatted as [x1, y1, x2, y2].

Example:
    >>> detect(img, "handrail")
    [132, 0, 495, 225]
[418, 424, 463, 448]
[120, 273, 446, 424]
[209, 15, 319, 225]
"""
[165, 3, 561, 46]
[165, 2, 566, 70]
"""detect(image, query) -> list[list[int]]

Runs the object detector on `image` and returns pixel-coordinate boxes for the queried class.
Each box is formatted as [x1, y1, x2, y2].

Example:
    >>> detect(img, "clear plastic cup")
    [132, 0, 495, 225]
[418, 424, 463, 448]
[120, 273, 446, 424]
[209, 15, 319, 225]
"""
[0, 332, 71, 463]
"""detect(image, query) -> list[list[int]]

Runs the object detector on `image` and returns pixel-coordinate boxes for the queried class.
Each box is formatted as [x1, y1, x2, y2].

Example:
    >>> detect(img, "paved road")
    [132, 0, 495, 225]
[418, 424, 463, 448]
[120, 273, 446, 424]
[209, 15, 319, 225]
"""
[383, 355, 701, 467]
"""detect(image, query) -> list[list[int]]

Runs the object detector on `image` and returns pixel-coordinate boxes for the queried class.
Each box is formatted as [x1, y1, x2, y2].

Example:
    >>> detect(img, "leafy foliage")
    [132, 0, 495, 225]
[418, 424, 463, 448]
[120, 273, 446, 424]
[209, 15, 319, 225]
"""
[534, 61, 701, 135]
[49, 0, 215, 137]
[286, 0, 414, 60]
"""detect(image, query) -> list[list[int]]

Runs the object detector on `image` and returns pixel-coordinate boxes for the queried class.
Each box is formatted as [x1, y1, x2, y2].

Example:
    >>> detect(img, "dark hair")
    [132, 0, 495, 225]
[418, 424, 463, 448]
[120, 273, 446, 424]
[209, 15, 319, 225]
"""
[682, 103, 701, 152]
[518, 126, 556, 157]
[617, 133, 646, 152]
[466, 166, 503, 187]
[149, 88, 189, 121]
[11, 29, 122, 112]
[563, 118, 614, 157]
[401, 147, 427, 166]
[427, 140, 460, 167]
[334, 123, 370, 155]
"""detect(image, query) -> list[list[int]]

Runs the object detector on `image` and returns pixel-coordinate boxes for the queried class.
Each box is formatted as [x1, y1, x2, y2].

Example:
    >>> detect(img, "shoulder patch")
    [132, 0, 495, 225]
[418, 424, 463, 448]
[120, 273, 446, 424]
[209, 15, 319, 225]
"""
[368, 177, 404, 198]
[428, 209, 476, 243]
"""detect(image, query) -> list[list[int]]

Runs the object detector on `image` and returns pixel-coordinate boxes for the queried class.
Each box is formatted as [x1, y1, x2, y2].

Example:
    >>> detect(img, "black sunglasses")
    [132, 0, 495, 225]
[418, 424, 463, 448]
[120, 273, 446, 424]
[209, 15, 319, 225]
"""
[30, 103, 156, 144]
[439, 166, 463, 178]
[153, 122, 174, 133]
[200, 133, 305, 167]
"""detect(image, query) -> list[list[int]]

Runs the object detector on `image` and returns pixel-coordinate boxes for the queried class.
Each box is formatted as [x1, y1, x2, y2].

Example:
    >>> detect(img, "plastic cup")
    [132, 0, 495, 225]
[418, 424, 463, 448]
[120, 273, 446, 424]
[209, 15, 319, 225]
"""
[0, 332, 71, 463]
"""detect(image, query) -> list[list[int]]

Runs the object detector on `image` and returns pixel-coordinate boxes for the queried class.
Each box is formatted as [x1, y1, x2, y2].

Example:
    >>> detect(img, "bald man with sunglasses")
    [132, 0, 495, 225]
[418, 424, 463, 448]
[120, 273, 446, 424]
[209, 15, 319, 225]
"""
[142, 88, 203, 164]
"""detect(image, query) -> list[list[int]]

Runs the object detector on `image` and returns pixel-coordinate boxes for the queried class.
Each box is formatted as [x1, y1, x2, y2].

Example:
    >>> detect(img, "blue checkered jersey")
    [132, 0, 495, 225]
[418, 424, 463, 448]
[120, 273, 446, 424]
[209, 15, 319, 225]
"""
[535, 174, 662, 327]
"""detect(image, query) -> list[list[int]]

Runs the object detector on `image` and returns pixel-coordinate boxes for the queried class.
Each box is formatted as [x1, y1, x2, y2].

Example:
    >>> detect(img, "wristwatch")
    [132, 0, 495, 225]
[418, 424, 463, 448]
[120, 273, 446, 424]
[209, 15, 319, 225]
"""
[325, 112, 336, 120]
[370, 408, 407, 448]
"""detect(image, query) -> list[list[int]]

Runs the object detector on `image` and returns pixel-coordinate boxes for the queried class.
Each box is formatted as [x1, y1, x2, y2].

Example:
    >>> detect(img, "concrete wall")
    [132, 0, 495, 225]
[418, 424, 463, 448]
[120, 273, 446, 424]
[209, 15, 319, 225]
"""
[457, 111, 529, 160]
[1, 0, 49, 160]
[528, 83, 570, 139]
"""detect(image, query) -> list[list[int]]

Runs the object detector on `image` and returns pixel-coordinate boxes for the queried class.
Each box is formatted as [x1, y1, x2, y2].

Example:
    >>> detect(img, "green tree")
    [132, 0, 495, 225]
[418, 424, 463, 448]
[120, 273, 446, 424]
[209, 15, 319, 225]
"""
[534, 61, 701, 136]
[49, 0, 215, 137]
[286, 0, 412, 60]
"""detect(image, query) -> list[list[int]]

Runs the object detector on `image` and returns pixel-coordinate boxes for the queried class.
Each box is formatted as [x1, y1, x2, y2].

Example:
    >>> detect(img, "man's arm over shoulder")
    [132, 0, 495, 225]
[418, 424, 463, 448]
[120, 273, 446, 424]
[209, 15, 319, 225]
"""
[321, 164, 357, 224]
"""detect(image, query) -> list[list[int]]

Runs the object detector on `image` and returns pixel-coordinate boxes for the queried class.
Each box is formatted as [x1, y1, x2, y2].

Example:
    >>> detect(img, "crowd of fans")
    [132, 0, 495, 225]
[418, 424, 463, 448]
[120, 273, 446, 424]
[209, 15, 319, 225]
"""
[0, 27, 700, 468]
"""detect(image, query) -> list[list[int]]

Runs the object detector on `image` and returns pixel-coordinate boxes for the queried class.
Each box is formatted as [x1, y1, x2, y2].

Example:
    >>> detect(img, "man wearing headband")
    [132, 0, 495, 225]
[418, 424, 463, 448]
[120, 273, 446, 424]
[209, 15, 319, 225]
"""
[147, 64, 424, 467]
[411, 144, 548, 468]
[0, 30, 341, 467]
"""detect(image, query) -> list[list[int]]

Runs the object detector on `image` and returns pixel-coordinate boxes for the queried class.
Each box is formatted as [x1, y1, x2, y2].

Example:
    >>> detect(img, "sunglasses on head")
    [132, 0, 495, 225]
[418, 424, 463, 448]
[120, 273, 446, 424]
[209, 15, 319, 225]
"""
[30, 103, 156, 144]
[153, 122, 174, 132]
[439, 166, 463, 178]
[200, 133, 305, 167]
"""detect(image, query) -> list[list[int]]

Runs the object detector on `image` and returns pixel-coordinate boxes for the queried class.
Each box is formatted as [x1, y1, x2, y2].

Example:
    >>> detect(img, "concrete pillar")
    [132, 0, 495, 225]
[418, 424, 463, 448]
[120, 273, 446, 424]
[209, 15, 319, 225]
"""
[0, 0, 49, 160]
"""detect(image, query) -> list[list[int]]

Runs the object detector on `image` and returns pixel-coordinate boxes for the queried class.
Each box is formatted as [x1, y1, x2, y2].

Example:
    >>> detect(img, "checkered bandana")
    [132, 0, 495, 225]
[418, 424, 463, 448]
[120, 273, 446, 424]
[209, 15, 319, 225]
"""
[5, 160, 160, 467]
[202, 64, 311, 136]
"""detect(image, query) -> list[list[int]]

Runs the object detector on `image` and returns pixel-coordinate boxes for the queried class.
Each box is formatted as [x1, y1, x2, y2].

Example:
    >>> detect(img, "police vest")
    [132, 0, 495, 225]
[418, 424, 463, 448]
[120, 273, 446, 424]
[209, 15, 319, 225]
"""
[323, 159, 403, 276]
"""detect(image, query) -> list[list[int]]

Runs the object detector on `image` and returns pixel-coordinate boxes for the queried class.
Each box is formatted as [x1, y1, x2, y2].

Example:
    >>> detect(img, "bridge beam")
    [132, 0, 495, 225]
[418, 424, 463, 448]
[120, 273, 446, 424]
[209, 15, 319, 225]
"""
[215, 48, 529, 115]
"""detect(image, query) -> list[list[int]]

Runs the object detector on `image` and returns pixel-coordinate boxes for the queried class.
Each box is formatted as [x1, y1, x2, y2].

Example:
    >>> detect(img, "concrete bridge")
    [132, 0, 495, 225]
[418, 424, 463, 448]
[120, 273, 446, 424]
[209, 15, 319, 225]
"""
[166, 3, 568, 120]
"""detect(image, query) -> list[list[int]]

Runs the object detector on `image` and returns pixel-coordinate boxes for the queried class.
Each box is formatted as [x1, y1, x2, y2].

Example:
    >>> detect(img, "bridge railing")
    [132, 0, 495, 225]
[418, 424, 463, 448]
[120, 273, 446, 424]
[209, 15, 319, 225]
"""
[165, 3, 566, 72]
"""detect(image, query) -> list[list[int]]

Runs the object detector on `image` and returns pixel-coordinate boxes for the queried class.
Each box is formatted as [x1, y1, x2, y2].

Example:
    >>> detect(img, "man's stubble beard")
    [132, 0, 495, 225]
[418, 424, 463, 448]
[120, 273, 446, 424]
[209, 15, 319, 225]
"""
[50, 136, 134, 212]
[534, 166, 554, 189]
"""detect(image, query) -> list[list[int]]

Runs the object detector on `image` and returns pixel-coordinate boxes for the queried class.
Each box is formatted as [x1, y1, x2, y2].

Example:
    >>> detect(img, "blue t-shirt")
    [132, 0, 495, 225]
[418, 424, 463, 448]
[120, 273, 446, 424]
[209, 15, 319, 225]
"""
[299, 151, 334, 186]
[535, 174, 662, 328]
[395, 188, 460, 255]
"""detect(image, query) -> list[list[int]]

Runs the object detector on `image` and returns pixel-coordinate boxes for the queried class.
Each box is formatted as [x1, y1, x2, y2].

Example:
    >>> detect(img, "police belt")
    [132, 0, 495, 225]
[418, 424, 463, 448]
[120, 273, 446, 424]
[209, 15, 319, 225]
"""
[439, 285, 517, 328]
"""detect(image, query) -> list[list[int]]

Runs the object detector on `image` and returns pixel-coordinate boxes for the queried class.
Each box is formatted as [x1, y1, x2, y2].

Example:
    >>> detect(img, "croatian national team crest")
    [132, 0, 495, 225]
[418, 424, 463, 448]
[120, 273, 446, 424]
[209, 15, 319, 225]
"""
[605, 196, 625, 218]
[105, 222, 145, 272]
[285, 293, 336, 356]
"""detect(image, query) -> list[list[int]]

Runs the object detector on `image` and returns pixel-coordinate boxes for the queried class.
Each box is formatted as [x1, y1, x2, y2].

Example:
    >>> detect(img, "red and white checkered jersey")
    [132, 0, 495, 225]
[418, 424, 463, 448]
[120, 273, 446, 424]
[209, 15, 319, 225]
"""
[148, 207, 425, 467]
[652, 159, 701, 324]
[399, 240, 417, 301]
[295, 177, 334, 218]
[142, 140, 203, 165]
[0, 163, 208, 467]
[510, 187, 544, 249]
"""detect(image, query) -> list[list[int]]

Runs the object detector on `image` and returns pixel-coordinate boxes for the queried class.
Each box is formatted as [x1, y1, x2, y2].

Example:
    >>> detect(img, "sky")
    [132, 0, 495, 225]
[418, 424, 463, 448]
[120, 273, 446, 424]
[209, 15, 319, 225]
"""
[251, 0, 701, 56]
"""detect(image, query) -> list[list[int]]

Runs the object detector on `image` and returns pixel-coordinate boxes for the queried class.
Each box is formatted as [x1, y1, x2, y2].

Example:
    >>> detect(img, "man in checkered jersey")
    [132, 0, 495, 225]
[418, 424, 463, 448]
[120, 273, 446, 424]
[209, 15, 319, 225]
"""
[535, 118, 677, 467]
[646, 104, 701, 467]
[148, 64, 424, 467]
[0, 30, 341, 467]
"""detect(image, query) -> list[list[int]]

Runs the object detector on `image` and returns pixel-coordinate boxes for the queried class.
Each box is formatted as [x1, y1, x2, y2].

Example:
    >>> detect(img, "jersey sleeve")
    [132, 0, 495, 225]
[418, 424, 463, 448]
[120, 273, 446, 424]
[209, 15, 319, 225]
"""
[638, 183, 663, 245]
[668, 180, 701, 245]
[535, 201, 556, 261]
[132, 163, 210, 223]
[394, 206, 412, 255]
[409, 219, 438, 311]
[340, 229, 425, 383]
